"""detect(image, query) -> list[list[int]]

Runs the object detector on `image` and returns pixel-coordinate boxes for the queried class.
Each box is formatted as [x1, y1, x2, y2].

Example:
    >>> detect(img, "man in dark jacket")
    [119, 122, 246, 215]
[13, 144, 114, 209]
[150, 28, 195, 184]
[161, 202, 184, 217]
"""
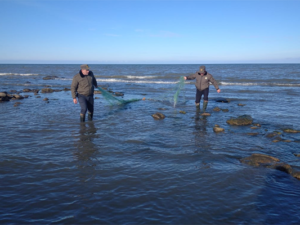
[184, 65, 221, 112]
[71, 64, 98, 122]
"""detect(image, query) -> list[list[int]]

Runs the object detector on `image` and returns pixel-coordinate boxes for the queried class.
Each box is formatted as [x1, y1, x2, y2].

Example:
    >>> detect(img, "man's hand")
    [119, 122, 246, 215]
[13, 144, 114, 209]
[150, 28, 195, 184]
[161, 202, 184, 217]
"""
[73, 98, 77, 104]
[184, 77, 187, 80]
[217, 89, 221, 93]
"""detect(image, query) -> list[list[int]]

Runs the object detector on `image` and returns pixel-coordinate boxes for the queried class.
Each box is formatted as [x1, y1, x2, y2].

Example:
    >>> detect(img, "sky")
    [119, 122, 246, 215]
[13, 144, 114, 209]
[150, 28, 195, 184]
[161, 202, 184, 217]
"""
[0, 0, 300, 64]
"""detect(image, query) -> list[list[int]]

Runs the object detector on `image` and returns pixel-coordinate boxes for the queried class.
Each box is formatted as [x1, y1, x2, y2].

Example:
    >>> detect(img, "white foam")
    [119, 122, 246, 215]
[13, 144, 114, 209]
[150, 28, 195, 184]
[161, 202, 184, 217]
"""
[96, 78, 177, 84]
[0, 73, 39, 76]
[125, 75, 157, 79]
[220, 82, 300, 87]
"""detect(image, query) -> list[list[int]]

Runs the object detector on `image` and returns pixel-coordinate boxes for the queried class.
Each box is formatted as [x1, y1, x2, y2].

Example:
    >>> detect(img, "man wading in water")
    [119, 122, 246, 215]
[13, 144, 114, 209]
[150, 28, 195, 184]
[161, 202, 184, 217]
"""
[184, 65, 221, 112]
[71, 64, 98, 122]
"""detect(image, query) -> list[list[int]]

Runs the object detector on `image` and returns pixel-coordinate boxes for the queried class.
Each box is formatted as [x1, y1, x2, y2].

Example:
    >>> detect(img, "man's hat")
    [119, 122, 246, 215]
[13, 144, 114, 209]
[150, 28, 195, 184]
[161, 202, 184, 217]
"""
[199, 65, 206, 74]
[80, 64, 90, 70]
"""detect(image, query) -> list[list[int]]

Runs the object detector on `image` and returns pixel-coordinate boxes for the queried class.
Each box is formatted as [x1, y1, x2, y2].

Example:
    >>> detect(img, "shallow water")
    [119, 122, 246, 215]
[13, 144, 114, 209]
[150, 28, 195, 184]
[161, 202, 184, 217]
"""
[1, 64, 300, 224]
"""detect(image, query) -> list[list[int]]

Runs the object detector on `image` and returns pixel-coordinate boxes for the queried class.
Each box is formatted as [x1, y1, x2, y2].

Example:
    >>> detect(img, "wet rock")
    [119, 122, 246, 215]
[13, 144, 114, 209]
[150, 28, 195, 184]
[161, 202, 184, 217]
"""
[158, 108, 167, 110]
[214, 98, 229, 103]
[213, 107, 221, 112]
[95, 97, 100, 99]
[213, 125, 225, 133]
[36, 96, 41, 98]
[179, 110, 186, 114]
[266, 163, 293, 174]
[240, 153, 280, 167]
[43, 76, 58, 80]
[43, 98, 49, 101]
[41, 88, 54, 93]
[238, 103, 245, 106]
[266, 132, 281, 138]
[10, 90, 18, 93]
[94, 90, 102, 94]
[152, 112, 166, 120]
[293, 153, 300, 157]
[226, 115, 253, 126]
[247, 132, 259, 136]
[292, 171, 300, 180]
[0, 92, 7, 97]
[222, 109, 229, 112]
[283, 128, 300, 133]
[13, 102, 22, 107]
[23, 88, 32, 92]
[13, 94, 24, 99]
[201, 112, 211, 116]
[250, 126, 259, 129]
[253, 123, 261, 127]
[63, 87, 71, 91]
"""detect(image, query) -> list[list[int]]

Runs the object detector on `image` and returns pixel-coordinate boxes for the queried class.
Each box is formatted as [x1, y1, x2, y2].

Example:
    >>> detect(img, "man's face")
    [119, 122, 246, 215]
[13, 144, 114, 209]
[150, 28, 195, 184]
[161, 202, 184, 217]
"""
[81, 69, 89, 75]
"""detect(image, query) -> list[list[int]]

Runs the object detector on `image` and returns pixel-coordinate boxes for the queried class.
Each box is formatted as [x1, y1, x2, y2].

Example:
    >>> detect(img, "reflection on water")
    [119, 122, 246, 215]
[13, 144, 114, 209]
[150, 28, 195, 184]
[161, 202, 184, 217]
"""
[73, 122, 99, 169]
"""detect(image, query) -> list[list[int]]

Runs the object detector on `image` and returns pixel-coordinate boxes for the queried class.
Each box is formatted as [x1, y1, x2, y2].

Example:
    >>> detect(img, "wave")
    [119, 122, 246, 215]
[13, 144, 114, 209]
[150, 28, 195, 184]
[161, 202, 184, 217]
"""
[0, 73, 39, 76]
[220, 82, 300, 87]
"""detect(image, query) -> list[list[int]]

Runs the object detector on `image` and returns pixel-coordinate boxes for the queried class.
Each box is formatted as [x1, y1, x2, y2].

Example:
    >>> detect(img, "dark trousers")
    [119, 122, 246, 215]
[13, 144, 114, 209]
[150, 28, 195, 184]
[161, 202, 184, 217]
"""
[78, 94, 94, 115]
[195, 88, 209, 103]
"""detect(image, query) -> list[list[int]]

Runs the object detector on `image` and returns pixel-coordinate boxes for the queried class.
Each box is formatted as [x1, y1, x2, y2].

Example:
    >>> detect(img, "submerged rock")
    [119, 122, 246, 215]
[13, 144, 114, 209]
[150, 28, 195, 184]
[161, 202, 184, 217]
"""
[179, 110, 186, 114]
[152, 112, 166, 120]
[214, 98, 230, 103]
[283, 128, 300, 133]
[240, 153, 280, 167]
[43, 76, 58, 80]
[226, 115, 253, 126]
[213, 125, 225, 133]
[41, 88, 54, 93]
[213, 107, 221, 112]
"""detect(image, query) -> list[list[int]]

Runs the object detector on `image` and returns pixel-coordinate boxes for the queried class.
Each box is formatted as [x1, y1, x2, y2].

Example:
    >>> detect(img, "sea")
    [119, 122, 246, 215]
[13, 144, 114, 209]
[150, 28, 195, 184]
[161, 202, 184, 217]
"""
[1, 64, 300, 224]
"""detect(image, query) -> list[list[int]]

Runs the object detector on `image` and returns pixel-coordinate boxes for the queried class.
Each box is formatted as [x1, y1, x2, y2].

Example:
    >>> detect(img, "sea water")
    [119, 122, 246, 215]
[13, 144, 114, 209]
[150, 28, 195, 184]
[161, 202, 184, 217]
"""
[1, 64, 300, 224]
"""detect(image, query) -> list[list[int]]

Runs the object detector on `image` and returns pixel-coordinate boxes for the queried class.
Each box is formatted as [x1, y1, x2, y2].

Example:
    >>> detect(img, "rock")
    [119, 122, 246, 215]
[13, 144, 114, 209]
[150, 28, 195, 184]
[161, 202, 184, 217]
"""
[23, 88, 32, 92]
[63, 88, 70, 91]
[41, 88, 54, 93]
[292, 171, 300, 180]
[36, 96, 41, 98]
[266, 132, 281, 138]
[201, 113, 211, 116]
[214, 98, 229, 103]
[213, 127, 225, 132]
[158, 108, 167, 110]
[222, 109, 229, 112]
[283, 128, 300, 133]
[226, 115, 253, 126]
[238, 103, 245, 106]
[213, 107, 221, 112]
[266, 163, 293, 174]
[14, 102, 22, 107]
[247, 132, 259, 136]
[293, 153, 300, 157]
[94, 90, 102, 94]
[43, 98, 49, 101]
[250, 126, 258, 129]
[240, 153, 280, 167]
[253, 123, 261, 127]
[179, 110, 186, 114]
[13, 94, 24, 99]
[142, 97, 146, 100]
[95, 97, 100, 99]
[152, 112, 165, 120]
[0, 92, 7, 97]
[43, 76, 58, 80]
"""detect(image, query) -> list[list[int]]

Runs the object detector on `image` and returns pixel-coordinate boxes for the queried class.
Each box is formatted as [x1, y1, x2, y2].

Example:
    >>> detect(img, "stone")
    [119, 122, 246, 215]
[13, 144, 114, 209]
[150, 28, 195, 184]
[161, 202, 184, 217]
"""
[201, 113, 211, 116]
[214, 98, 230, 103]
[226, 115, 253, 126]
[41, 88, 54, 93]
[240, 153, 280, 167]
[43, 76, 58, 80]
[283, 129, 300, 133]
[152, 112, 166, 120]
[213, 107, 221, 112]
[222, 109, 229, 112]
[238, 103, 245, 106]
[43, 98, 49, 101]
[213, 127, 225, 132]
[0, 92, 7, 97]
[179, 111, 186, 114]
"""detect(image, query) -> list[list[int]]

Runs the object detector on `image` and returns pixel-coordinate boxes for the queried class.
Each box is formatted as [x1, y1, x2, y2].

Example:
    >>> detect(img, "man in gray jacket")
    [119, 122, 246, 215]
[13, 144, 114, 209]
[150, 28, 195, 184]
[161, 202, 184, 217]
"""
[184, 65, 221, 112]
[71, 64, 98, 122]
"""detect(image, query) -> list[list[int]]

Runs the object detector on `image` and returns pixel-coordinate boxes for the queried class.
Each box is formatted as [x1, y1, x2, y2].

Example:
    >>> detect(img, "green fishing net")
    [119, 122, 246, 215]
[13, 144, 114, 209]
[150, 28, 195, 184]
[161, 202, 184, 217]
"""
[97, 87, 141, 105]
[159, 76, 186, 107]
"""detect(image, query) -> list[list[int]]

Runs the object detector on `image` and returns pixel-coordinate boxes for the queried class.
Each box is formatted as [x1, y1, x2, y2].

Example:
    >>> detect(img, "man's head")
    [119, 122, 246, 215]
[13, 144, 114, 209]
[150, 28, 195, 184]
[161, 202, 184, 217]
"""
[80, 64, 90, 75]
[199, 65, 206, 75]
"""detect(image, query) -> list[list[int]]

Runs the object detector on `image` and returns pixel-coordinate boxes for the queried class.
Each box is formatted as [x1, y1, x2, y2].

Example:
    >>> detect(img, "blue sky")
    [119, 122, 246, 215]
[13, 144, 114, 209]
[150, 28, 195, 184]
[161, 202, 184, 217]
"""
[0, 0, 299, 64]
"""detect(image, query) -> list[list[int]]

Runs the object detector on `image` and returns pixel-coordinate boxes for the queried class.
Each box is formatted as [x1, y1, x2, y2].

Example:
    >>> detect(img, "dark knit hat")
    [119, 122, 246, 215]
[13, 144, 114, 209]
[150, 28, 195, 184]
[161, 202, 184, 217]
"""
[199, 65, 206, 74]
[80, 64, 90, 70]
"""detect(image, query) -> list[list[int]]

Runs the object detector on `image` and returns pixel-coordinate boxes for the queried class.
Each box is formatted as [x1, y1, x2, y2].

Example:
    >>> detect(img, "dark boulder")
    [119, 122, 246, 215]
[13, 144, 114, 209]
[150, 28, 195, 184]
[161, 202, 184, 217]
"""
[43, 76, 58, 80]
[240, 153, 280, 167]
[214, 98, 229, 103]
[41, 88, 54, 93]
